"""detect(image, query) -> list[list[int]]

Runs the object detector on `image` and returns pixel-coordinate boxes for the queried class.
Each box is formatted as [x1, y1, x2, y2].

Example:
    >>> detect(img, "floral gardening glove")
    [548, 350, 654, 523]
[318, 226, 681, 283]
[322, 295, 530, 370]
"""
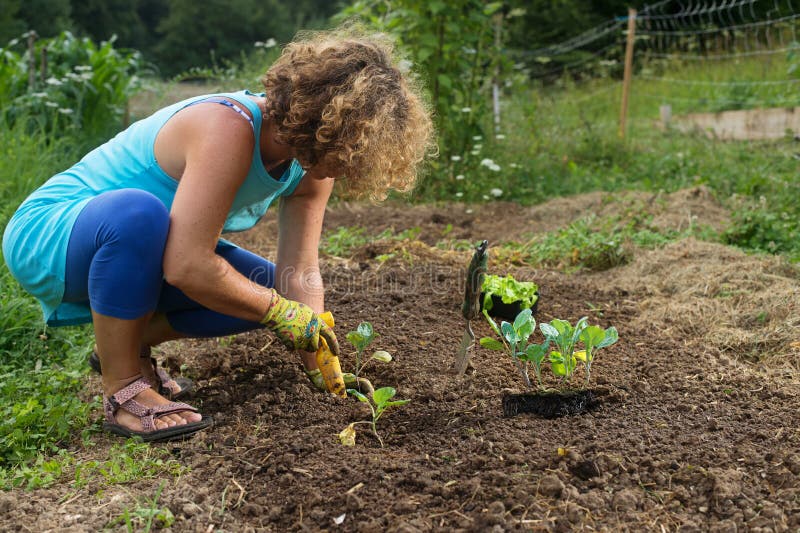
[260, 289, 340, 355]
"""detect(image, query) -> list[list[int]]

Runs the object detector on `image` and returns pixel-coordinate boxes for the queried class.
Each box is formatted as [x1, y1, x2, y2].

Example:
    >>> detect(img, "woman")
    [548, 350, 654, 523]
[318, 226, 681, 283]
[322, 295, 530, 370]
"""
[2, 31, 433, 442]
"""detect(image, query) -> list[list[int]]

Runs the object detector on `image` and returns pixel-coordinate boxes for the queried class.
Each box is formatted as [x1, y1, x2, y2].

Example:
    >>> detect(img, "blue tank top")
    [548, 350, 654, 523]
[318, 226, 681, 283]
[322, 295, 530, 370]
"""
[2, 90, 305, 326]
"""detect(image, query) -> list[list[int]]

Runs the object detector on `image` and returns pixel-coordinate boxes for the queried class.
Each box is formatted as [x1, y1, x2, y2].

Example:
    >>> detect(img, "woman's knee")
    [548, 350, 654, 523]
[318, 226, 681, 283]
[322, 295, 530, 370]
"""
[105, 190, 169, 241]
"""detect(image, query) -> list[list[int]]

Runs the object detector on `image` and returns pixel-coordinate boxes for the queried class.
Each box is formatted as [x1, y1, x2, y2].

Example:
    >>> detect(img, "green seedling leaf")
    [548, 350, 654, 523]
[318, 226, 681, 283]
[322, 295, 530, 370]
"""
[479, 337, 506, 351]
[524, 342, 549, 365]
[581, 325, 606, 348]
[500, 321, 519, 345]
[383, 400, 411, 408]
[371, 350, 392, 363]
[357, 322, 375, 340]
[347, 389, 369, 403]
[483, 292, 494, 311]
[549, 351, 567, 376]
[372, 387, 396, 406]
[570, 317, 589, 346]
[513, 308, 533, 331]
[483, 309, 501, 336]
[346, 331, 365, 349]
[540, 322, 559, 340]
[597, 327, 619, 348]
[551, 319, 571, 337]
[513, 309, 535, 341]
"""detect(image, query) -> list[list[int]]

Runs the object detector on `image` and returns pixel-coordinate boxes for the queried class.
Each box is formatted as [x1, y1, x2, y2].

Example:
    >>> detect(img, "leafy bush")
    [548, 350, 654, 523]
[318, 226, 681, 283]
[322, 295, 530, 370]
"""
[725, 204, 800, 261]
[338, 1, 512, 159]
[1, 31, 143, 140]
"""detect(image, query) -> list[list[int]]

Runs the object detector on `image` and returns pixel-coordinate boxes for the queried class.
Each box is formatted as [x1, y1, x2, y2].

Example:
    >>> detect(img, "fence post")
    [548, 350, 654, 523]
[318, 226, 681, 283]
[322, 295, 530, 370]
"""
[492, 13, 502, 133]
[619, 8, 637, 139]
[27, 31, 37, 90]
[40, 46, 48, 83]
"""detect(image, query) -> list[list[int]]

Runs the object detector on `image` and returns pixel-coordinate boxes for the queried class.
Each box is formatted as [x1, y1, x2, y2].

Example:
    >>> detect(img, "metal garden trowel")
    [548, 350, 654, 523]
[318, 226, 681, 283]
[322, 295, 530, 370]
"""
[453, 240, 488, 376]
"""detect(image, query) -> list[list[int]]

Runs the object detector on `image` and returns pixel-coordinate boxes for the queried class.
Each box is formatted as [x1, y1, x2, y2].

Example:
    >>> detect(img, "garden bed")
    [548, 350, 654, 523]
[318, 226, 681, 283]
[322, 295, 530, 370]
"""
[3, 200, 799, 532]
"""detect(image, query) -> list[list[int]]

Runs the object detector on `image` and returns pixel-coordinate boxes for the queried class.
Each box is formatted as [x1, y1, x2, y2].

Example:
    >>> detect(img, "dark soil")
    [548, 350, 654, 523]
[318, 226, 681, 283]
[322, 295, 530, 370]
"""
[3, 202, 800, 532]
[502, 390, 597, 419]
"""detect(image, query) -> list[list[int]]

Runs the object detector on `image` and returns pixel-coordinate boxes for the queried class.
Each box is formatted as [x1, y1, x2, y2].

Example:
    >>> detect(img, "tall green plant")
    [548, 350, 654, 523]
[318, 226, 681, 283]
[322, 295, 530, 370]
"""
[1, 31, 142, 140]
[337, 1, 509, 158]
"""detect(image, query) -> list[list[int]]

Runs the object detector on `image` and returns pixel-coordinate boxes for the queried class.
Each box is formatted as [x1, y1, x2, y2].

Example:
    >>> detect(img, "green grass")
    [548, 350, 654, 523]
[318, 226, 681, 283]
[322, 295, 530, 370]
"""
[320, 226, 422, 257]
[418, 51, 800, 262]
[0, 118, 98, 479]
[1, 440, 187, 491]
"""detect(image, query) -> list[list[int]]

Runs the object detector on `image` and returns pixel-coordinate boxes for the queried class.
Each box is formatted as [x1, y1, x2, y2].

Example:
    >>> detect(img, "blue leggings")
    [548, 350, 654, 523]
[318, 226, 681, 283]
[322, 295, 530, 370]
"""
[63, 189, 271, 337]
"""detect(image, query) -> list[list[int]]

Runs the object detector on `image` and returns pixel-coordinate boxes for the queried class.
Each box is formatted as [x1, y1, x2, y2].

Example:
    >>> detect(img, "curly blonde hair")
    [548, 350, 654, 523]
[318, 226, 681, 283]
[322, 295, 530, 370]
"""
[261, 30, 435, 200]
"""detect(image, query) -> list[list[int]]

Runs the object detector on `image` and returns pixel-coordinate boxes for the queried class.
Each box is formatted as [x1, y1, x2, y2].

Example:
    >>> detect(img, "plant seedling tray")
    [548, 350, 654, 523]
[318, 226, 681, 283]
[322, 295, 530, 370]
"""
[502, 389, 596, 418]
[480, 292, 539, 322]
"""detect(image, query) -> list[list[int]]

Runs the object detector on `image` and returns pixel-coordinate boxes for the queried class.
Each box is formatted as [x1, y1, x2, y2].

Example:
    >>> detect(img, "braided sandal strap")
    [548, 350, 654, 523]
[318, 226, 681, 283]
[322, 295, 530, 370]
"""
[103, 378, 198, 432]
[154, 366, 181, 395]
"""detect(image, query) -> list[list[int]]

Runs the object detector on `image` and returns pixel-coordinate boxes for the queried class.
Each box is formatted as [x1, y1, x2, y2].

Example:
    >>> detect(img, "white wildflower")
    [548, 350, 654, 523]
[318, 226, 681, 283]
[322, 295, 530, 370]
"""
[58, 108, 74, 115]
[455, 192, 463, 198]
[44, 101, 58, 108]
[490, 188, 503, 197]
[451, 155, 461, 162]
[31, 92, 48, 98]
[460, 107, 472, 113]
[480, 158, 501, 172]
[473, 135, 482, 141]
[45, 77, 62, 86]
[470, 150, 480, 156]
[264, 38, 277, 48]
[74, 65, 92, 72]
[465, 208, 474, 214]
[455, 174, 465, 180]
[482, 194, 490, 200]
[495, 134, 506, 140]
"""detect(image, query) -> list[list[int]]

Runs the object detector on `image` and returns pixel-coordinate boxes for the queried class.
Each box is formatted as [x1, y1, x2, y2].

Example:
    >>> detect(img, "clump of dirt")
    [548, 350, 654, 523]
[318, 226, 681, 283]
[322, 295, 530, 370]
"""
[603, 237, 800, 368]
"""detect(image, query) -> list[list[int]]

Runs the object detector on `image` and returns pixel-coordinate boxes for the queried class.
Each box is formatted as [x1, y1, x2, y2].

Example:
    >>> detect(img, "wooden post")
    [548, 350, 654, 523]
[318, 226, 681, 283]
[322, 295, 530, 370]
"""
[40, 46, 48, 83]
[27, 31, 37, 90]
[659, 104, 672, 129]
[619, 8, 637, 139]
[492, 13, 502, 133]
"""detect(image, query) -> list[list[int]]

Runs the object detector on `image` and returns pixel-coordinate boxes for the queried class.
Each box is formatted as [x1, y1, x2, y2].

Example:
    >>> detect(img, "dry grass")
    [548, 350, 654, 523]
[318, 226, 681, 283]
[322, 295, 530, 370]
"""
[603, 238, 800, 370]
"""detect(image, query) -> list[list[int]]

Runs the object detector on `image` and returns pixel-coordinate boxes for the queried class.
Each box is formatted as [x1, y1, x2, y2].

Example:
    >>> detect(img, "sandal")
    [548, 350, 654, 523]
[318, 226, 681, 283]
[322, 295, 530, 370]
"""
[103, 377, 212, 442]
[89, 349, 194, 401]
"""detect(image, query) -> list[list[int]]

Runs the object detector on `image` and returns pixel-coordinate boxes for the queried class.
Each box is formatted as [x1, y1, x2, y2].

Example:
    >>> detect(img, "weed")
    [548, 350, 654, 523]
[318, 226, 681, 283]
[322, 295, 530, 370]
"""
[108, 481, 175, 532]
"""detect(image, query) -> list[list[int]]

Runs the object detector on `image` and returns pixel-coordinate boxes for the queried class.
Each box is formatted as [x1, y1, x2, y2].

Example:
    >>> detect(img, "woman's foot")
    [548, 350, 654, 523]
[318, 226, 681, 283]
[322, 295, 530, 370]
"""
[91, 345, 192, 399]
[104, 376, 202, 432]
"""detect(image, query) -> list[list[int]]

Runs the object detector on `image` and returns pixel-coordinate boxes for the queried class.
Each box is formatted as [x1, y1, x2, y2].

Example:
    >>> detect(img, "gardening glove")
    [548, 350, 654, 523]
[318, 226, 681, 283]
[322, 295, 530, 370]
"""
[260, 289, 340, 355]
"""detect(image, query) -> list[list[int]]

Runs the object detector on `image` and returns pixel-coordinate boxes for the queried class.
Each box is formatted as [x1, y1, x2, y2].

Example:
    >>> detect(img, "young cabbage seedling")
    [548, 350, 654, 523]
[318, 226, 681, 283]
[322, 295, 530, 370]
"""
[346, 322, 393, 378]
[480, 309, 549, 390]
[576, 325, 618, 385]
[540, 317, 589, 382]
[343, 387, 410, 447]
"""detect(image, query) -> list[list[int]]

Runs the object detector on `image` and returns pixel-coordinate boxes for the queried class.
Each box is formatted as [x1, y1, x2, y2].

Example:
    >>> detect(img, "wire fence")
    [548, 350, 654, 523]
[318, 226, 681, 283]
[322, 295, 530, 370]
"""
[514, 0, 800, 138]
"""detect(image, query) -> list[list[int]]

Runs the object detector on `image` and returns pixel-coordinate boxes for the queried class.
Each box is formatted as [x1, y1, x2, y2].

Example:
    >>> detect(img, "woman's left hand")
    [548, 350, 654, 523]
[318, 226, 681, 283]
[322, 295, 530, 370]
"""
[261, 289, 340, 354]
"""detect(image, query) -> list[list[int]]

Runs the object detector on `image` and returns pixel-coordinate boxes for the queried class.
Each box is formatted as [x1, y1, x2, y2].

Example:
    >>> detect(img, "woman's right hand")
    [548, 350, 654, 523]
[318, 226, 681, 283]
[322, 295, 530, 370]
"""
[260, 289, 340, 354]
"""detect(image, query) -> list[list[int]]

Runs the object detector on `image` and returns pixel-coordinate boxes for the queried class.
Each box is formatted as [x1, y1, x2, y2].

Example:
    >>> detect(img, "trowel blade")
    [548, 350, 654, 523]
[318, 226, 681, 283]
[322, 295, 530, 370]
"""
[453, 323, 474, 376]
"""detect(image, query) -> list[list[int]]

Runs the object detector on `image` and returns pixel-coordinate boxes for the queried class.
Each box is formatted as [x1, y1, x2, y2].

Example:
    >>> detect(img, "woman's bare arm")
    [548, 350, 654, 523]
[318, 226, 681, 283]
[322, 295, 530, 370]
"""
[161, 105, 274, 321]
